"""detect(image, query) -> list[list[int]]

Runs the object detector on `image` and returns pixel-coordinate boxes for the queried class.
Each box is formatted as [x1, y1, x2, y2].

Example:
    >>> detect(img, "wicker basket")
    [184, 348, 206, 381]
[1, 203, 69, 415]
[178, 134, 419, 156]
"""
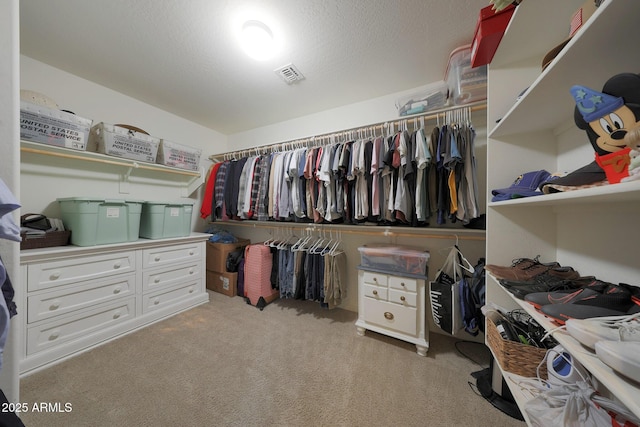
[20, 230, 71, 250]
[486, 314, 548, 379]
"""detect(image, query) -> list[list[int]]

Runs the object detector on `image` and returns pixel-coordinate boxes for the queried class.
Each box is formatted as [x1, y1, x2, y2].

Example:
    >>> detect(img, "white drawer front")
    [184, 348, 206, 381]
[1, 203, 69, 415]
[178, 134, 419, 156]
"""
[27, 297, 135, 355]
[363, 298, 417, 336]
[142, 263, 200, 293]
[361, 271, 388, 286]
[389, 276, 417, 293]
[363, 283, 387, 301]
[27, 273, 135, 323]
[389, 289, 417, 308]
[142, 242, 202, 269]
[27, 251, 135, 291]
[142, 281, 199, 313]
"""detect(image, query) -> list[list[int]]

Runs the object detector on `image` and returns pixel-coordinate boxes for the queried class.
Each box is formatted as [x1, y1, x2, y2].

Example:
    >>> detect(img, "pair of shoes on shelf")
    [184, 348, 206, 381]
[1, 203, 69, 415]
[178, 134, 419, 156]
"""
[565, 312, 640, 383]
[524, 282, 639, 324]
[499, 269, 586, 300]
[485, 256, 560, 281]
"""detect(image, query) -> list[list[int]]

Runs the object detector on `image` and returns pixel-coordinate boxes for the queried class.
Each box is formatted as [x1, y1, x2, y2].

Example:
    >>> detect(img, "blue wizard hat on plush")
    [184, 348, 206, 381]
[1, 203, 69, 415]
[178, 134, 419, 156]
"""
[570, 84, 624, 123]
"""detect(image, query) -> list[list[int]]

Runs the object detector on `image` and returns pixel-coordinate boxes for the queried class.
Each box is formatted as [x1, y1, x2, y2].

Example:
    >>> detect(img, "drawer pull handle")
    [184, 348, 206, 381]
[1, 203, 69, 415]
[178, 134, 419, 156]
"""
[155, 256, 161, 262]
[189, 287, 194, 293]
[113, 311, 121, 319]
[154, 277, 161, 283]
[49, 271, 61, 281]
[48, 331, 60, 341]
[189, 268, 195, 275]
[49, 301, 60, 311]
[113, 262, 121, 269]
[384, 312, 394, 320]
[373, 277, 377, 282]
[372, 290, 378, 296]
[401, 282, 406, 287]
[189, 250, 195, 256]
[113, 287, 121, 294]
[400, 296, 406, 302]
[154, 298, 160, 305]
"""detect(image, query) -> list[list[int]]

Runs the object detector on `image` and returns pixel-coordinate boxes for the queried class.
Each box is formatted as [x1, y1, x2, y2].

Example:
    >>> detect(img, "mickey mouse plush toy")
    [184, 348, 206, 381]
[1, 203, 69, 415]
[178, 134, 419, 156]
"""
[570, 73, 640, 184]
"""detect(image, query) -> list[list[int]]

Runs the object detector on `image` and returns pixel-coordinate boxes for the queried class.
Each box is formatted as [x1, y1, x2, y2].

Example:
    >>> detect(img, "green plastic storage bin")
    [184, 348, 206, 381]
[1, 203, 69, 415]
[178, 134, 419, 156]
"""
[57, 197, 143, 246]
[139, 201, 193, 239]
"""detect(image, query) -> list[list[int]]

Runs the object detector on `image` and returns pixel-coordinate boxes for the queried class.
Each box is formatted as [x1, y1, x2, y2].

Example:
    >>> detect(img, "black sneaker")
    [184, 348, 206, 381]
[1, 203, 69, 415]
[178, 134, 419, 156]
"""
[501, 275, 594, 300]
[523, 279, 613, 308]
[542, 302, 640, 325]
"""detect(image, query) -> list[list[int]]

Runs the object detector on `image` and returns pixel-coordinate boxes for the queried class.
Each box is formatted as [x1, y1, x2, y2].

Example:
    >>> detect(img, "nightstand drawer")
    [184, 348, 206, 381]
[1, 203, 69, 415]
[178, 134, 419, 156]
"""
[363, 298, 417, 336]
[361, 271, 388, 286]
[389, 289, 417, 307]
[27, 273, 135, 323]
[363, 283, 388, 300]
[142, 243, 201, 269]
[389, 276, 417, 292]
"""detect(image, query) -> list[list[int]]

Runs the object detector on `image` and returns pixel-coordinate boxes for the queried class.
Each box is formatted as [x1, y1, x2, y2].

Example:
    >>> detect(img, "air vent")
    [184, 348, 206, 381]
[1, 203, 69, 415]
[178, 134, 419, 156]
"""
[274, 63, 305, 84]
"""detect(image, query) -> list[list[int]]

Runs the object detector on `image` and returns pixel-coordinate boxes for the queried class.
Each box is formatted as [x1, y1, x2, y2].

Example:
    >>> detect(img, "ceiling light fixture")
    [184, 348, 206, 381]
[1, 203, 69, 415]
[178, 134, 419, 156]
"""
[241, 20, 276, 61]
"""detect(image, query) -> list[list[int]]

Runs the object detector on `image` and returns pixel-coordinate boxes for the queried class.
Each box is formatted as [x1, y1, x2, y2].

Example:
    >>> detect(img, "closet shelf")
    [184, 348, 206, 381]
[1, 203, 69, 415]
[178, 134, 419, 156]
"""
[487, 180, 640, 208]
[21, 140, 201, 178]
[216, 220, 486, 241]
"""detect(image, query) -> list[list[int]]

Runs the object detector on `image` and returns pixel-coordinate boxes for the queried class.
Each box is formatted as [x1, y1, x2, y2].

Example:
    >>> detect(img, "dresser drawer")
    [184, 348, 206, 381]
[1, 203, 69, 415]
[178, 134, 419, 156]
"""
[142, 281, 199, 314]
[361, 271, 388, 286]
[27, 251, 136, 292]
[389, 276, 417, 293]
[27, 273, 135, 323]
[389, 289, 417, 308]
[363, 283, 387, 300]
[363, 298, 417, 336]
[142, 242, 202, 269]
[26, 297, 135, 355]
[142, 262, 200, 293]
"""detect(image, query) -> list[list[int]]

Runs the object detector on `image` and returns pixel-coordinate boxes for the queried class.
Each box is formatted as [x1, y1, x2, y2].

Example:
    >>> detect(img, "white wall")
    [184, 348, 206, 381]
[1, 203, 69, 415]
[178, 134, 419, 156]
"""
[0, 0, 21, 403]
[20, 56, 228, 231]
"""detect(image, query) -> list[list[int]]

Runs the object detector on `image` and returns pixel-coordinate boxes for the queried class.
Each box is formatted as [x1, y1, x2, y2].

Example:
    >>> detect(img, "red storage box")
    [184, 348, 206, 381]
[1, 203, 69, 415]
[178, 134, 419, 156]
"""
[470, 4, 515, 68]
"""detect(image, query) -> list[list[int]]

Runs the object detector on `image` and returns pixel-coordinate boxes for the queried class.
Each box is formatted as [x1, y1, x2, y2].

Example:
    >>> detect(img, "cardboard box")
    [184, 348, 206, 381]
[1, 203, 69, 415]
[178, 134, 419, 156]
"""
[20, 101, 92, 150]
[470, 4, 515, 68]
[206, 270, 237, 297]
[87, 122, 160, 163]
[206, 239, 250, 272]
[157, 139, 202, 171]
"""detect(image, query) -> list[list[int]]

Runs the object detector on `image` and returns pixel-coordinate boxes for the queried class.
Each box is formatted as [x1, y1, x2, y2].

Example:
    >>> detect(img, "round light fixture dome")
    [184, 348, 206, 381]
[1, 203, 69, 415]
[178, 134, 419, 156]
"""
[241, 20, 276, 61]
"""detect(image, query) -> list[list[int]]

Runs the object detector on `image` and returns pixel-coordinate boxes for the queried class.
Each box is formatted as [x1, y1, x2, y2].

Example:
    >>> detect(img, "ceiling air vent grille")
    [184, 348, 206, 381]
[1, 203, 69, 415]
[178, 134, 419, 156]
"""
[275, 63, 305, 85]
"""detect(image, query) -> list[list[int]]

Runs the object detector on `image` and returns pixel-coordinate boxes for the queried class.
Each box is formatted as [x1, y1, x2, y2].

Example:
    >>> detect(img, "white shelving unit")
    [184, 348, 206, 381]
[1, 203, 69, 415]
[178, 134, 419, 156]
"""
[485, 0, 640, 423]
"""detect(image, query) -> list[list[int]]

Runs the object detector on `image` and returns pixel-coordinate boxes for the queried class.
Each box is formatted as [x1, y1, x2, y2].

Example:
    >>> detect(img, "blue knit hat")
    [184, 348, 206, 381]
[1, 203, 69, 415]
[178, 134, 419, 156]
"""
[571, 84, 624, 123]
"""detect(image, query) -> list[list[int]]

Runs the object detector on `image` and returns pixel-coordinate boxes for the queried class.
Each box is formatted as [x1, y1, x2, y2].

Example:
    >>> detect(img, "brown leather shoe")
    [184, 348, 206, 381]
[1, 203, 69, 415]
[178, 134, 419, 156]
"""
[485, 256, 560, 281]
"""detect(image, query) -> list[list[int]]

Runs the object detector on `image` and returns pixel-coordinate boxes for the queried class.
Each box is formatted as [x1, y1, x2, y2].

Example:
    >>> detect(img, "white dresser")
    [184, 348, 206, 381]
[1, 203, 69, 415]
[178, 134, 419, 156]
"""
[355, 268, 429, 356]
[19, 233, 210, 374]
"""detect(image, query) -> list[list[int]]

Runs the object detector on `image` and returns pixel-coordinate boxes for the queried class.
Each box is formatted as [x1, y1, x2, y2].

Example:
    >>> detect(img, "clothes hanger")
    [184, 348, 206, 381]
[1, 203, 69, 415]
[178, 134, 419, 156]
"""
[453, 235, 475, 274]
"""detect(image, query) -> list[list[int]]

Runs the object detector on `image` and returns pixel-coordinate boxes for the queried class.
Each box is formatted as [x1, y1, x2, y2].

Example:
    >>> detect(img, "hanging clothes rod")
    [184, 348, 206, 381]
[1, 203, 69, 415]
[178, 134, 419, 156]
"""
[209, 101, 486, 162]
[216, 220, 486, 241]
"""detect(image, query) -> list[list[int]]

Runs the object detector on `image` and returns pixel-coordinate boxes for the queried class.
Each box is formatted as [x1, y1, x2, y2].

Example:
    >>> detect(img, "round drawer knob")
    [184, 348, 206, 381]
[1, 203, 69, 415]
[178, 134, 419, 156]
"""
[154, 298, 160, 305]
[49, 301, 60, 311]
[400, 296, 406, 302]
[154, 277, 160, 283]
[189, 268, 195, 275]
[189, 287, 194, 294]
[49, 271, 61, 281]
[372, 290, 378, 296]
[113, 262, 121, 269]
[113, 287, 121, 294]
[48, 331, 60, 341]
[113, 311, 121, 319]
[189, 250, 194, 256]
[401, 282, 406, 287]
[155, 256, 161, 262]
[373, 277, 377, 282]
[384, 312, 394, 320]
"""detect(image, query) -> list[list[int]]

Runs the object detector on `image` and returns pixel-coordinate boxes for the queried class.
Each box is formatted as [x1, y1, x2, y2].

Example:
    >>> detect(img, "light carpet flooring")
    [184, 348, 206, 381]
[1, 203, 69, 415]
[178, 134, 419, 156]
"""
[19, 290, 525, 426]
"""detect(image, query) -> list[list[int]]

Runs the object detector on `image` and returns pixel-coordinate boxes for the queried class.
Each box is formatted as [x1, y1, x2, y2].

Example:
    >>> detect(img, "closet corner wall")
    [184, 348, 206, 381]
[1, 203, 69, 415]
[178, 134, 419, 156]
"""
[207, 102, 488, 342]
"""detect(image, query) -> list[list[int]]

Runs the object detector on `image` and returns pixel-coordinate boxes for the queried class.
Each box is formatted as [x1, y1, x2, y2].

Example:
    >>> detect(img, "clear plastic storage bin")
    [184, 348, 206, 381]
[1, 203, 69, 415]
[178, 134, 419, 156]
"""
[358, 245, 430, 276]
[139, 201, 193, 239]
[57, 197, 143, 246]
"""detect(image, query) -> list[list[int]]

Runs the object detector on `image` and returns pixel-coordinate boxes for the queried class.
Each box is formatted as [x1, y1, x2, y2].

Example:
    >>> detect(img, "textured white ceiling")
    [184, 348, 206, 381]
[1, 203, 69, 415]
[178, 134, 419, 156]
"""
[20, 0, 489, 135]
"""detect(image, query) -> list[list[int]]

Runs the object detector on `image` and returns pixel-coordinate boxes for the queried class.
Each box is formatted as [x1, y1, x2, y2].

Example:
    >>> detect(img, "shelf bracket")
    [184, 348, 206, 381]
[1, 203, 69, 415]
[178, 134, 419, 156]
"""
[119, 164, 138, 194]
[182, 166, 205, 197]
